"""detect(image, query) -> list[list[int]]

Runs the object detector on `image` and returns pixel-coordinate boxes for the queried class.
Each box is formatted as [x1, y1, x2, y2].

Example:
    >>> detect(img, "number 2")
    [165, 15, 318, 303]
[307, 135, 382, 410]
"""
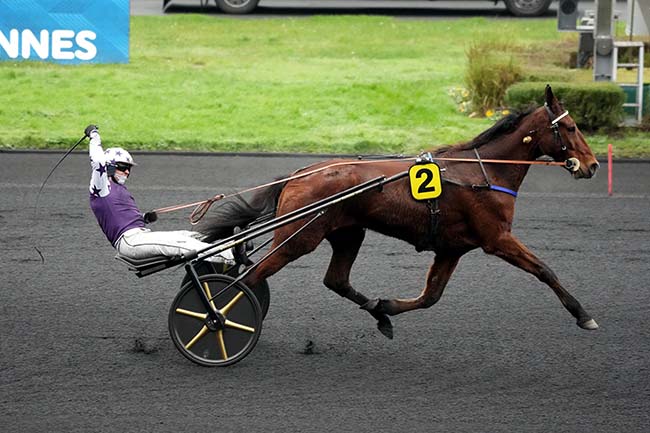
[416, 168, 437, 194]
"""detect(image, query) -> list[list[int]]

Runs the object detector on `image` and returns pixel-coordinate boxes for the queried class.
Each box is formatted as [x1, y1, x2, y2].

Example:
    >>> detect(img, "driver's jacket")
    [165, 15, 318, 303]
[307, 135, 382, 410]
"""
[88, 132, 145, 247]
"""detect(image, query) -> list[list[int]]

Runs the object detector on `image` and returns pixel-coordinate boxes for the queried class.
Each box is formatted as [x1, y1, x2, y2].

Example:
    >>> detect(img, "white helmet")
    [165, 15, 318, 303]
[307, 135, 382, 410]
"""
[104, 147, 137, 167]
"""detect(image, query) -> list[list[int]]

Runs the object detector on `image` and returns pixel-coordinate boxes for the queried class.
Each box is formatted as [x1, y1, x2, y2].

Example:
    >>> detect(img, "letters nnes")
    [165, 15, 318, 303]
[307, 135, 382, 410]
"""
[0, 29, 97, 60]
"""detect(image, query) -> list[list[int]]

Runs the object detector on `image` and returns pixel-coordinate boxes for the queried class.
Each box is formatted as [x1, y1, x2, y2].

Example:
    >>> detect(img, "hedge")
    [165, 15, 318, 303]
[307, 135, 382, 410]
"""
[505, 82, 625, 131]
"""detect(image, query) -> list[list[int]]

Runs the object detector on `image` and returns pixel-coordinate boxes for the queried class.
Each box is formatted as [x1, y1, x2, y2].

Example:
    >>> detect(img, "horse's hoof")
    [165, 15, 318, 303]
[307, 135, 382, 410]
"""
[377, 317, 393, 339]
[578, 318, 599, 330]
[360, 301, 393, 338]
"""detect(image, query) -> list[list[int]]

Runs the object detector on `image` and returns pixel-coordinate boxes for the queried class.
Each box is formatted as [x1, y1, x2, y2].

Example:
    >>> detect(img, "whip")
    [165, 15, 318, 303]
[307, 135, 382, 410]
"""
[33, 134, 88, 262]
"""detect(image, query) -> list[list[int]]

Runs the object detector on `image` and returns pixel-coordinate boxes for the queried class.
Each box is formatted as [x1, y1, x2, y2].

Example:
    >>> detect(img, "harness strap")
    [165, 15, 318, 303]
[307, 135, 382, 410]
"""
[551, 111, 569, 125]
[463, 149, 519, 198]
[473, 148, 491, 189]
[489, 185, 518, 198]
[422, 199, 440, 252]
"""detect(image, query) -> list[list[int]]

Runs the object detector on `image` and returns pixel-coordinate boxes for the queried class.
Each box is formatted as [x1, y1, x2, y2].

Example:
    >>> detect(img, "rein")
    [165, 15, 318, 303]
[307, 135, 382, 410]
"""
[155, 159, 416, 223]
[156, 155, 568, 224]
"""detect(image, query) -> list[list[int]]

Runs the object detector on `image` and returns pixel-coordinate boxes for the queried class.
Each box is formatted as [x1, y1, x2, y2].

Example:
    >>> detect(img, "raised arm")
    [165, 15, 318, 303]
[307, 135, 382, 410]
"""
[87, 125, 110, 198]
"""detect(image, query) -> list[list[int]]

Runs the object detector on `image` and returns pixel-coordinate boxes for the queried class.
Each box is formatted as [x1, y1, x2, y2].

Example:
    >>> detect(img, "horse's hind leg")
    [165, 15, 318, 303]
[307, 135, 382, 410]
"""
[324, 227, 394, 339]
[244, 223, 324, 287]
[485, 233, 598, 330]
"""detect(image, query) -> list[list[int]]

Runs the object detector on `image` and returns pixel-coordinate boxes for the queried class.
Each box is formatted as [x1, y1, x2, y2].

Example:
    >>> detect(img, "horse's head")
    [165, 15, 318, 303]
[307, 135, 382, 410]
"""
[530, 85, 599, 179]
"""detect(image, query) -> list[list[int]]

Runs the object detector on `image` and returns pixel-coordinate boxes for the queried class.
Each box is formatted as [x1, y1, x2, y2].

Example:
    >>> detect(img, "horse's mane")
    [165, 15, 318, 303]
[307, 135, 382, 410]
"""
[434, 109, 534, 155]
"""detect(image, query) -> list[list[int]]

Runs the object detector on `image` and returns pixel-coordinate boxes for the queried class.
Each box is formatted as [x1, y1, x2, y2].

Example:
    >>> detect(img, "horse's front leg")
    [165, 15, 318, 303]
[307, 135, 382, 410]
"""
[484, 233, 598, 330]
[361, 253, 461, 316]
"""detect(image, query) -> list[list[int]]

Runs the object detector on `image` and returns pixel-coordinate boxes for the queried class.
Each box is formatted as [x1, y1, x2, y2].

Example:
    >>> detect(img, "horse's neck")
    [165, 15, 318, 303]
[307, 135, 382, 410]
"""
[457, 122, 539, 190]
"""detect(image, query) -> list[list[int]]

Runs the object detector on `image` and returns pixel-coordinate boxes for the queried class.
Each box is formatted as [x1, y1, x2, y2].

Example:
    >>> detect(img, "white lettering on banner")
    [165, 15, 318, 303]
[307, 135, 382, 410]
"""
[75, 31, 97, 60]
[52, 30, 75, 60]
[21, 30, 49, 59]
[0, 29, 19, 58]
[0, 29, 98, 60]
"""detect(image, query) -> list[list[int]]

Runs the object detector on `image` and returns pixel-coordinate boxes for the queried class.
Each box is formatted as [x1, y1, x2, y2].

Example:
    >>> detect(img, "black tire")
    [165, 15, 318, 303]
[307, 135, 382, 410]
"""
[503, 0, 552, 17]
[169, 274, 262, 367]
[180, 262, 271, 319]
[216, 0, 259, 14]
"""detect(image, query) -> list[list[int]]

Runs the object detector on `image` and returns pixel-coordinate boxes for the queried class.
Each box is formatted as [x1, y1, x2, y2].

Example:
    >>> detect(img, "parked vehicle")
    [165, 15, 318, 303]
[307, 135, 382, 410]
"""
[163, 0, 553, 18]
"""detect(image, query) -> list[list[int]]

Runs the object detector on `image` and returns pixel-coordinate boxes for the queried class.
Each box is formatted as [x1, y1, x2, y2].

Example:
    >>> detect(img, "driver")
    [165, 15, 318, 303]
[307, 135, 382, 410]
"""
[86, 124, 235, 265]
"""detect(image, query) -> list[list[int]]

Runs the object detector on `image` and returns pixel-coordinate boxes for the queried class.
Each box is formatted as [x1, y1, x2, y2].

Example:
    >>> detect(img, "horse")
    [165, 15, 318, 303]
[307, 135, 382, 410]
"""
[196, 85, 600, 338]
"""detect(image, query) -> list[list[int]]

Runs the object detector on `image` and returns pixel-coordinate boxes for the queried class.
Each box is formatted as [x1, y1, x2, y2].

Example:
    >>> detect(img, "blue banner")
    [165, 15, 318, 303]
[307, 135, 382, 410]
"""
[0, 0, 130, 64]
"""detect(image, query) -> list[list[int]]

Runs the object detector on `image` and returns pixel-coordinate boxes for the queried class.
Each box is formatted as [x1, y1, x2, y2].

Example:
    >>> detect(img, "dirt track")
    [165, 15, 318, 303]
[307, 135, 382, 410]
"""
[1, 152, 648, 432]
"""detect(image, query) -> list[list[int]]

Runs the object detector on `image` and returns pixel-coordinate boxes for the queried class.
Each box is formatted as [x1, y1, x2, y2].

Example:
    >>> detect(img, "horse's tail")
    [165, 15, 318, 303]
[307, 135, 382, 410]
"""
[195, 177, 287, 242]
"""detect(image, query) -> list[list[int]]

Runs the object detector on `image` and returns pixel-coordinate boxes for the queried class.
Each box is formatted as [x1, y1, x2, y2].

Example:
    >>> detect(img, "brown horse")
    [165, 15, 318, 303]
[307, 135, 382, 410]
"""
[197, 85, 600, 338]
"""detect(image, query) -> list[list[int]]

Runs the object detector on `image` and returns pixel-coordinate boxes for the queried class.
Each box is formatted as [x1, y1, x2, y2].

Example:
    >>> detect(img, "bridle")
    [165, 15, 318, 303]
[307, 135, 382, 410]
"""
[544, 103, 570, 153]
[527, 104, 579, 172]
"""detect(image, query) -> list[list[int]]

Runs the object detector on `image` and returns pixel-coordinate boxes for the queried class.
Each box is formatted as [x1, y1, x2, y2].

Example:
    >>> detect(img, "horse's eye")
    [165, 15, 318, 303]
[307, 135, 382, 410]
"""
[567, 126, 576, 132]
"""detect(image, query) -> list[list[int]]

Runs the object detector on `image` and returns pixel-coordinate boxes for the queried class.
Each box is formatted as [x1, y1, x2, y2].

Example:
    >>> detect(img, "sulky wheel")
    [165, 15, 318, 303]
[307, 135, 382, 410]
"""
[169, 274, 262, 367]
[180, 261, 271, 319]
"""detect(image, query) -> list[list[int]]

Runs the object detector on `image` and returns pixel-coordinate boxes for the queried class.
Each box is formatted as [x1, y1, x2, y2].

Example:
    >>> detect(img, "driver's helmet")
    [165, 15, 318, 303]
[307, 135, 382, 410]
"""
[104, 147, 137, 175]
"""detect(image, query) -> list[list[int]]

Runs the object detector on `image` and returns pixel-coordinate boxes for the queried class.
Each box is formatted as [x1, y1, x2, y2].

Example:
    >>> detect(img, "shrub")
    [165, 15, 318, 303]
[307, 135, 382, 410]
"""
[523, 69, 577, 83]
[464, 41, 523, 116]
[505, 82, 625, 131]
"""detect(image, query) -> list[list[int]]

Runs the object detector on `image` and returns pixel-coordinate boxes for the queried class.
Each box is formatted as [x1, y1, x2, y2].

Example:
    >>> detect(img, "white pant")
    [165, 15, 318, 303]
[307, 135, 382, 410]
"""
[116, 228, 234, 264]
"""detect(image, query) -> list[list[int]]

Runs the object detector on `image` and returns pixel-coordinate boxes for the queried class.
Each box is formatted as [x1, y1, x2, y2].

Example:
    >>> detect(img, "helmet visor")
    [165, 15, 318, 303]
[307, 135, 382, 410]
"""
[115, 162, 133, 173]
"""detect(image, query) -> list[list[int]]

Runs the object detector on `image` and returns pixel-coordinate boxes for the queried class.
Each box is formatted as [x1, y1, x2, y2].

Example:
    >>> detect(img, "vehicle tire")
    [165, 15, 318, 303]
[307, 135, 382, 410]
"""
[503, 0, 552, 17]
[169, 274, 262, 367]
[216, 0, 259, 14]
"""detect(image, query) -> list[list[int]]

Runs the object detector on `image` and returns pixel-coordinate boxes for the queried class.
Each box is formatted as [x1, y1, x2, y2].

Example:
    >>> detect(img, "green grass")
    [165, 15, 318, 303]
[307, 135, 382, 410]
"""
[0, 15, 648, 157]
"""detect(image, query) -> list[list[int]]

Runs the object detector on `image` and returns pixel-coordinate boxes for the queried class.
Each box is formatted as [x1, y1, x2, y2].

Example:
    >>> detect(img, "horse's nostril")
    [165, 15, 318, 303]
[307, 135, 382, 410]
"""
[590, 163, 599, 175]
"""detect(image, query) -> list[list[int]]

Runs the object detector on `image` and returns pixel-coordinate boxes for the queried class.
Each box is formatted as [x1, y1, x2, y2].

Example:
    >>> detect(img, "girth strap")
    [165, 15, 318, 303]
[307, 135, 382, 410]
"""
[426, 198, 440, 250]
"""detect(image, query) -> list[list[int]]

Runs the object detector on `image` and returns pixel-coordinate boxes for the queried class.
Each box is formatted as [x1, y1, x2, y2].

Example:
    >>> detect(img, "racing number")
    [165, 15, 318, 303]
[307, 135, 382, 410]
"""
[408, 163, 442, 200]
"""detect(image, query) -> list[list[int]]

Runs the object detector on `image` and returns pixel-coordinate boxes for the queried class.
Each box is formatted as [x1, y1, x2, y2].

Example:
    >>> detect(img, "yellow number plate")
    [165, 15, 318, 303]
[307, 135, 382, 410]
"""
[409, 163, 442, 200]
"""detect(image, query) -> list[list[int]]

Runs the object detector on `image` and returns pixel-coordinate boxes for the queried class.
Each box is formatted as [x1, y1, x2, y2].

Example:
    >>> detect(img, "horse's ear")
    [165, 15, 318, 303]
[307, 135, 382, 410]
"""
[544, 84, 562, 113]
[545, 84, 554, 106]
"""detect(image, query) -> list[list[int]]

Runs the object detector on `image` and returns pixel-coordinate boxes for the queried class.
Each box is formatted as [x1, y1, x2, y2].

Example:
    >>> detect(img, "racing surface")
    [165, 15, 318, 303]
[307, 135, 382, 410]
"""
[1, 152, 648, 432]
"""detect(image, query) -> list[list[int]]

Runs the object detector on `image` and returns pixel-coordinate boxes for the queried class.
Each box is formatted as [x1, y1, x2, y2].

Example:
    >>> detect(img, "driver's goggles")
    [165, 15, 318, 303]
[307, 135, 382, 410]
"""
[115, 163, 133, 172]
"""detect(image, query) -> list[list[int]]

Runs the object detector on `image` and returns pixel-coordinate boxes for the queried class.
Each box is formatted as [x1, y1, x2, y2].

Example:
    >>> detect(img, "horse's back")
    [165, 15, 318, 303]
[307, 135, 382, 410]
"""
[278, 159, 411, 211]
[276, 159, 435, 248]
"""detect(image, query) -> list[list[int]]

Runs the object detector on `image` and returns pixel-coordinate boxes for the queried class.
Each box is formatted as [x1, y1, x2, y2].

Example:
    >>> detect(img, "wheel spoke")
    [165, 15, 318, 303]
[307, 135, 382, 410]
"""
[175, 308, 207, 321]
[185, 325, 209, 350]
[217, 330, 228, 360]
[221, 291, 245, 315]
[203, 282, 217, 311]
[225, 319, 255, 333]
